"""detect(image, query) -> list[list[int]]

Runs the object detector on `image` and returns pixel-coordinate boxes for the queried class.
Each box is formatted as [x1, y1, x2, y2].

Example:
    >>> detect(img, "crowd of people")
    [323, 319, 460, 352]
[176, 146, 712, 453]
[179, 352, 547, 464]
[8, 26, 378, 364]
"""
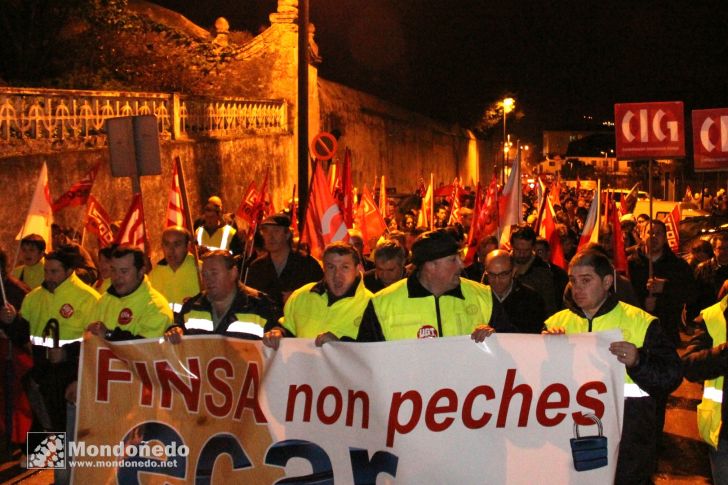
[1, 183, 728, 484]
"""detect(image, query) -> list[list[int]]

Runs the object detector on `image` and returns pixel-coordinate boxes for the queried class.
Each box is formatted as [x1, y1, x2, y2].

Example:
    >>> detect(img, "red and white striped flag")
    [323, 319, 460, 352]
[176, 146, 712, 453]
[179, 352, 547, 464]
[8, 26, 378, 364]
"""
[301, 161, 349, 260]
[447, 177, 462, 226]
[84, 195, 114, 247]
[52, 163, 100, 213]
[578, 182, 601, 251]
[165, 160, 187, 229]
[499, 148, 522, 249]
[537, 196, 567, 270]
[115, 193, 147, 253]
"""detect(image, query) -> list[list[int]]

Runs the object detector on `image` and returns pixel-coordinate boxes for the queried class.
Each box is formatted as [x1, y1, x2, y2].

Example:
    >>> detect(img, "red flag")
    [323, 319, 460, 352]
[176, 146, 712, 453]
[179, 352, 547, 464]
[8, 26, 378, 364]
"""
[538, 196, 567, 270]
[301, 162, 349, 260]
[355, 185, 387, 252]
[342, 148, 354, 227]
[255, 170, 270, 224]
[578, 183, 601, 251]
[52, 163, 100, 213]
[619, 182, 640, 216]
[447, 178, 462, 225]
[664, 204, 681, 253]
[165, 160, 187, 229]
[235, 181, 259, 226]
[550, 173, 562, 207]
[114, 193, 147, 253]
[609, 199, 628, 274]
[464, 177, 499, 266]
[84, 195, 114, 247]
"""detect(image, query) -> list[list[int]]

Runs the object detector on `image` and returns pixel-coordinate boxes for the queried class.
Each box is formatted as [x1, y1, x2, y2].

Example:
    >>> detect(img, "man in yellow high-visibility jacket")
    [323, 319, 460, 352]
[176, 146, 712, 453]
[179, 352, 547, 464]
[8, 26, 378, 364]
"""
[87, 246, 172, 340]
[149, 226, 200, 313]
[545, 249, 681, 485]
[356, 229, 513, 342]
[263, 242, 373, 349]
[683, 294, 728, 483]
[2, 248, 99, 432]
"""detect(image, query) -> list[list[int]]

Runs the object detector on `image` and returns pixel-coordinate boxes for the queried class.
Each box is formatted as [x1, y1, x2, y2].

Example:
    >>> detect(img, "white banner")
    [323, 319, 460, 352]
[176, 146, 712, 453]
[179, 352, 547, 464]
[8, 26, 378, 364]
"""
[74, 330, 625, 484]
[260, 331, 624, 484]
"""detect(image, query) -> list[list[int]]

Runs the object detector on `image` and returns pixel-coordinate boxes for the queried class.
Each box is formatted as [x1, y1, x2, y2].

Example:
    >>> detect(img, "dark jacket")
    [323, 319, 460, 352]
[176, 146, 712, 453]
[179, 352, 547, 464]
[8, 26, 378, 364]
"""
[497, 281, 546, 334]
[694, 257, 728, 313]
[515, 255, 558, 317]
[174, 284, 282, 340]
[246, 250, 323, 307]
[628, 247, 698, 345]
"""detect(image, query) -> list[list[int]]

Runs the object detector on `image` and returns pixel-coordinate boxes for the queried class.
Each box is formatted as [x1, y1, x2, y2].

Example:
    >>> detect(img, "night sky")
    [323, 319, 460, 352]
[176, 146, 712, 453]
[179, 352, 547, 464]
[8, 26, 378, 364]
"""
[153, 0, 728, 146]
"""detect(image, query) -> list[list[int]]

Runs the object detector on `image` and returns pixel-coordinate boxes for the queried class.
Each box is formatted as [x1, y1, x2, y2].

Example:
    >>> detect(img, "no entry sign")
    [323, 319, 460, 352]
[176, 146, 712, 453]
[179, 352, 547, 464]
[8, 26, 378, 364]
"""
[310, 132, 338, 161]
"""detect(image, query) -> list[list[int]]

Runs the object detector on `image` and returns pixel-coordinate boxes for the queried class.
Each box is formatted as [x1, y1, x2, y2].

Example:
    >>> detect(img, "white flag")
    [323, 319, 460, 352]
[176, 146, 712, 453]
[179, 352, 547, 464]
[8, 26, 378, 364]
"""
[16, 162, 54, 247]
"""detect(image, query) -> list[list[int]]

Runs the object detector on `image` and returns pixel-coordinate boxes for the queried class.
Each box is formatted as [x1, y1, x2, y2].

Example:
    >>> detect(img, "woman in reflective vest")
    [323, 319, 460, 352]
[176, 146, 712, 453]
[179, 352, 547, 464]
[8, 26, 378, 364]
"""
[683, 295, 728, 482]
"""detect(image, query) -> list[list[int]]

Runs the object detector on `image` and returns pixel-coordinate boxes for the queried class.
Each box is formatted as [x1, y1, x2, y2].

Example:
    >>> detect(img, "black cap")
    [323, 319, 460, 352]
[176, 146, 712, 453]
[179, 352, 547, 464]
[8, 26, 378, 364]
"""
[411, 229, 460, 266]
[260, 212, 291, 228]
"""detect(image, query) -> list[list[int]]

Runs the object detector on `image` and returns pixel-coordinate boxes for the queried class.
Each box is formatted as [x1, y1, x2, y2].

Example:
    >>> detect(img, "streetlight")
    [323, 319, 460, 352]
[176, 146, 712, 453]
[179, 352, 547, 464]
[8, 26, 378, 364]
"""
[501, 97, 515, 183]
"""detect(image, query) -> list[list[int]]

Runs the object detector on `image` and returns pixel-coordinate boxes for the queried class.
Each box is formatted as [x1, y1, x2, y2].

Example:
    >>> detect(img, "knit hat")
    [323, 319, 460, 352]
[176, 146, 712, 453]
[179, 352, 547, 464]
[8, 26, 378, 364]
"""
[260, 212, 291, 228]
[411, 229, 460, 266]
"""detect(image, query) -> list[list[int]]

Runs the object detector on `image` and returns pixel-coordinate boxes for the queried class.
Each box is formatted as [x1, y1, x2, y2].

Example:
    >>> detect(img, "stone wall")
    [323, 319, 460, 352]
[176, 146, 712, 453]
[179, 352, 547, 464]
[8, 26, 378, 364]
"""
[317, 78, 491, 193]
[0, 134, 293, 264]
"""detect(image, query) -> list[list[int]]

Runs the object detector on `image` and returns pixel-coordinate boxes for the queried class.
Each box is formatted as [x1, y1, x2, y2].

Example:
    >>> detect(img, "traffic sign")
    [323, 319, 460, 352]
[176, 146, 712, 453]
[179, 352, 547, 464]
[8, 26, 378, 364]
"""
[310, 132, 338, 161]
[615, 102, 685, 159]
[692, 108, 728, 171]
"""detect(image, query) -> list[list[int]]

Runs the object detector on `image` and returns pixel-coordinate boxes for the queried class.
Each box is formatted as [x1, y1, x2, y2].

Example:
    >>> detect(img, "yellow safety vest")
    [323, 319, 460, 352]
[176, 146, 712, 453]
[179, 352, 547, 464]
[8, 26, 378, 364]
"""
[546, 301, 653, 398]
[697, 296, 727, 448]
[282, 278, 372, 339]
[149, 254, 200, 312]
[92, 277, 172, 338]
[20, 272, 100, 347]
[371, 277, 494, 341]
[13, 258, 45, 289]
[196, 225, 235, 252]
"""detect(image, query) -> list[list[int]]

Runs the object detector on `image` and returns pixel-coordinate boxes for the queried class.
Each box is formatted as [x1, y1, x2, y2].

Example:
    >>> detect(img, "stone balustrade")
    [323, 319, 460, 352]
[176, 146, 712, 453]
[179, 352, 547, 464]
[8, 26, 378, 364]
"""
[0, 87, 288, 157]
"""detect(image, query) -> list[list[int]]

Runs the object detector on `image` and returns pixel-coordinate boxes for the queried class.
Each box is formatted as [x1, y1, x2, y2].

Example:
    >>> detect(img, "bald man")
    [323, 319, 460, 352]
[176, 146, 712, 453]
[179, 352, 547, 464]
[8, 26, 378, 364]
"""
[483, 249, 546, 334]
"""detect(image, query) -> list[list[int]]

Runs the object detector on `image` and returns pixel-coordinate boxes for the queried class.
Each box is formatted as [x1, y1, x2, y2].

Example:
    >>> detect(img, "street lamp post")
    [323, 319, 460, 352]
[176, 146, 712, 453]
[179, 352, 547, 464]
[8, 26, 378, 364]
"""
[501, 97, 515, 184]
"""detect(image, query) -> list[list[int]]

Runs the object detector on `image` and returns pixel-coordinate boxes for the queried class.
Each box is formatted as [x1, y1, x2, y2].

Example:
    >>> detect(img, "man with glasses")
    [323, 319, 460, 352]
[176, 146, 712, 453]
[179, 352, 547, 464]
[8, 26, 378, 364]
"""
[484, 249, 546, 334]
[357, 229, 513, 342]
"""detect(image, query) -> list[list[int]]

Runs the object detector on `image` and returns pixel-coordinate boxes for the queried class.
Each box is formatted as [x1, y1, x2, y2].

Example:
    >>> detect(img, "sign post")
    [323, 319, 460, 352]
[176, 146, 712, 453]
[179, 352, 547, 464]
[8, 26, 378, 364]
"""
[614, 101, 686, 281]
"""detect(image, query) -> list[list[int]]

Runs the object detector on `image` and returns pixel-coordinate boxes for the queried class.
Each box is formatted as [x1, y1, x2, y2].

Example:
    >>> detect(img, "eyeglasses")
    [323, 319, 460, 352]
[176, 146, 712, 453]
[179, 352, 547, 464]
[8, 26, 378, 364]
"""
[485, 269, 512, 279]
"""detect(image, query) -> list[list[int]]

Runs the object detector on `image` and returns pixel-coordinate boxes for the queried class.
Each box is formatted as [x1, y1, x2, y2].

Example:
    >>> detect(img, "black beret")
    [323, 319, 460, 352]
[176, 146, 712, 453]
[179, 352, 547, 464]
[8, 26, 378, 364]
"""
[411, 229, 460, 266]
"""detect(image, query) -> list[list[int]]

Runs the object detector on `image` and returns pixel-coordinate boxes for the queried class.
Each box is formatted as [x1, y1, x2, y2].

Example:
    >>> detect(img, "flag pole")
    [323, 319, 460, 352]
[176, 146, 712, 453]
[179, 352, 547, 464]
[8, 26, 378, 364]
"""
[0, 267, 7, 304]
[174, 157, 203, 290]
[429, 172, 434, 231]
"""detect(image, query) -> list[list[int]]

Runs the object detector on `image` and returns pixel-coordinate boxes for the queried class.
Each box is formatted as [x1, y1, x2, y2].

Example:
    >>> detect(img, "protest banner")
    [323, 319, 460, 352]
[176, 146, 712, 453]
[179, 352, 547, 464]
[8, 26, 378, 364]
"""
[70, 331, 624, 483]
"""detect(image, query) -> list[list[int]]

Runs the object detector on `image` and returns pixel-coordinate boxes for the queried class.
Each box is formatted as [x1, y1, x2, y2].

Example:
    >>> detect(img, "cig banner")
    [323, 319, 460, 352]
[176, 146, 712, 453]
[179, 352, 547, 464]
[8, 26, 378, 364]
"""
[75, 330, 624, 484]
